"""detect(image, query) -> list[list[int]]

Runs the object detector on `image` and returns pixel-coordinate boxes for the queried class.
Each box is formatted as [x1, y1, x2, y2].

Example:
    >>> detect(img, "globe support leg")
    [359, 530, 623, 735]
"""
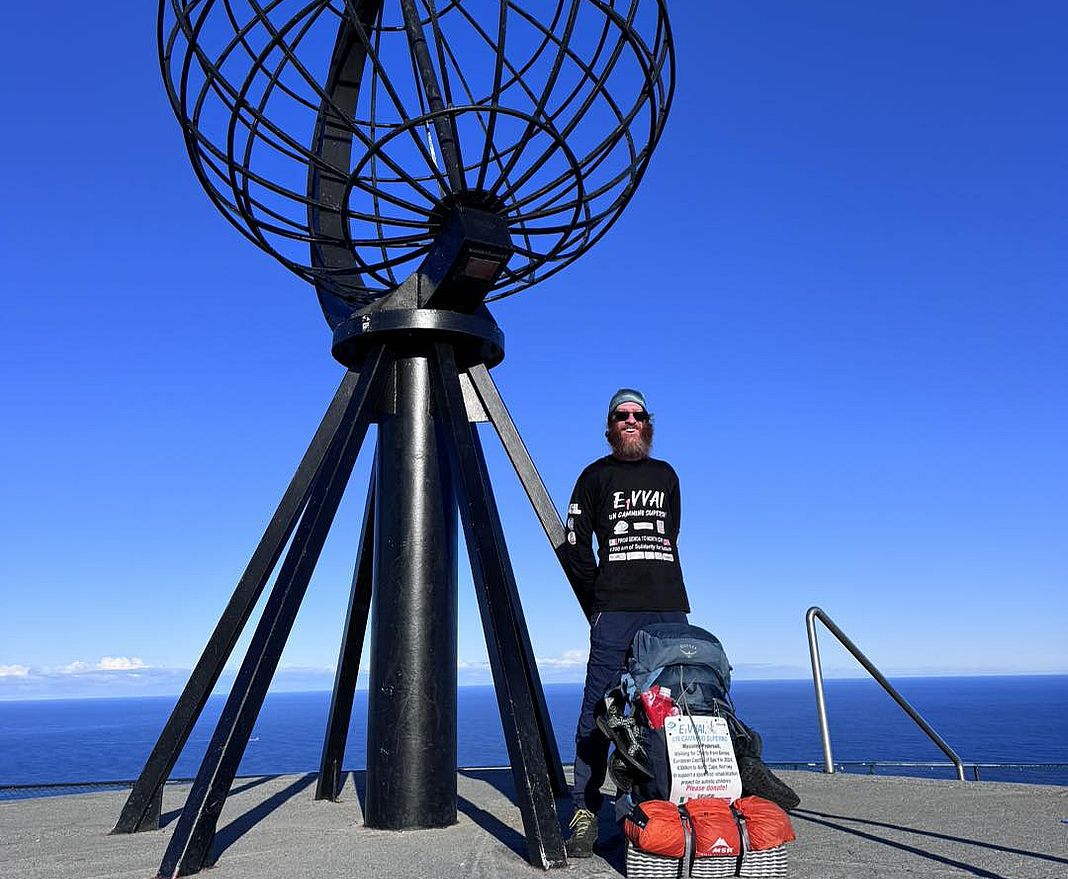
[465, 362, 570, 798]
[365, 352, 459, 829]
[113, 370, 367, 834]
[157, 350, 383, 878]
[431, 343, 568, 869]
[316, 458, 377, 802]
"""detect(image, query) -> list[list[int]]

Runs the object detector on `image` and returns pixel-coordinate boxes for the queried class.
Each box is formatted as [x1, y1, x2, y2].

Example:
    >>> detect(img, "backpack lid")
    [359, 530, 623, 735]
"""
[627, 623, 733, 694]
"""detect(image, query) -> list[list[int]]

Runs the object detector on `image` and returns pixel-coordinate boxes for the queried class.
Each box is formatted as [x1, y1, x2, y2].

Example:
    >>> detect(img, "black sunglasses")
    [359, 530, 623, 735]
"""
[610, 410, 651, 423]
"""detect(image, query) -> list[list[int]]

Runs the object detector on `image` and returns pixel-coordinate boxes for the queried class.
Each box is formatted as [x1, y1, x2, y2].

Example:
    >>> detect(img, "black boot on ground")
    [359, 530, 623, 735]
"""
[738, 756, 801, 811]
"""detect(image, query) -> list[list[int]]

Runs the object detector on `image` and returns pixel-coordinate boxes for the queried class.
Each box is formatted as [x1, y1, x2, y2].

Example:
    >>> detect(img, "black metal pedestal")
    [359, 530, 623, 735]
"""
[366, 352, 458, 829]
[115, 315, 571, 877]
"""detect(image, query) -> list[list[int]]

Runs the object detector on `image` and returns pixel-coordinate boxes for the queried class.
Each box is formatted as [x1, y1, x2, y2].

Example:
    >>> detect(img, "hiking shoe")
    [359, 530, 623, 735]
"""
[738, 755, 801, 811]
[565, 808, 599, 858]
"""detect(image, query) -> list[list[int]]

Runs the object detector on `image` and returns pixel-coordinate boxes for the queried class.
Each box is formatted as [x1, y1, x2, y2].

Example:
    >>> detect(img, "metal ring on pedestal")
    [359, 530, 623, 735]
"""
[332, 308, 505, 370]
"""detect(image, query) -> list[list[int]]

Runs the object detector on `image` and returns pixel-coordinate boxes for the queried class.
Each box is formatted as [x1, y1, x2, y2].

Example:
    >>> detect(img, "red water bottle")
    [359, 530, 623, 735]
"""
[639, 684, 678, 729]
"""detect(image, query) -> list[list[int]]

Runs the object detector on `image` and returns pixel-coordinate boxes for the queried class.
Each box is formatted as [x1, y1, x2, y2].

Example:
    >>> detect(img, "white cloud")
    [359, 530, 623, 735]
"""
[535, 649, 587, 669]
[0, 664, 30, 677]
[54, 660, 92, 674]
[97, 656, 147, 671]
[43, 657, 151, 676]
[453, 650, 589, 684]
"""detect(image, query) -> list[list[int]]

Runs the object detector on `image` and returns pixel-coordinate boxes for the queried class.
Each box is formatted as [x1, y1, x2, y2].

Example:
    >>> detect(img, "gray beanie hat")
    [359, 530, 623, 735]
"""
[607, 388, 648, 418]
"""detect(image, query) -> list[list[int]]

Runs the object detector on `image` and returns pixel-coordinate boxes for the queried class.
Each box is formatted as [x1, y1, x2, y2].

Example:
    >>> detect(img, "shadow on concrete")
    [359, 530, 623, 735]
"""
[455, 795, 528, 859]
[325, 768, 534, 863]
[458, 767, 518, 801]
[160, 774, 282, 829]
[792, 808, 1067, 878]
[591, 798, 627, 876]
[160, 806, 183, 829]
[208, 773, 317, 862]
[456, 768, 626, 871]
[457, 766, 577, 817]
[338, 769, 367, 815]
[231, 774, 285, 798]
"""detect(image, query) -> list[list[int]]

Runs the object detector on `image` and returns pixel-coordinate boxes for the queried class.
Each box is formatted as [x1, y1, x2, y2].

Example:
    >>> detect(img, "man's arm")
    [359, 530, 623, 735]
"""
[558, 471, 598, 619]
[669, 466, 681, 537]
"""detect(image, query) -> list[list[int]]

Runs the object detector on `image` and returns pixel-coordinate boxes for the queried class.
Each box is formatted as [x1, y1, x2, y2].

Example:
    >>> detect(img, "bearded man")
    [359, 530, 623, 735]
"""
[560, 388, 690, 858]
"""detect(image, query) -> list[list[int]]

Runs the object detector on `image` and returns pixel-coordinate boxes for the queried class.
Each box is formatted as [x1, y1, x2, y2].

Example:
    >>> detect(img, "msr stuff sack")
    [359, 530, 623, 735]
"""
[623, 800, 687, 858]
[734, 796, 796, 851]
[684, 798, 740, 857]
[623, 799, 690, 879]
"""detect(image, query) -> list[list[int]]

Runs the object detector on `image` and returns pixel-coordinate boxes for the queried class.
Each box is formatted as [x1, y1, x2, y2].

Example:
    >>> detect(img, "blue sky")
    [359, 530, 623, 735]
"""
[1, 2, 1065, 700]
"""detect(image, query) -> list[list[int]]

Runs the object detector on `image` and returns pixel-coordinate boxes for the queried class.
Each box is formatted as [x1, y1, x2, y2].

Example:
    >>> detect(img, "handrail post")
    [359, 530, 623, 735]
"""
[805, 606, 967, 782]
[806, 608, 836, 774]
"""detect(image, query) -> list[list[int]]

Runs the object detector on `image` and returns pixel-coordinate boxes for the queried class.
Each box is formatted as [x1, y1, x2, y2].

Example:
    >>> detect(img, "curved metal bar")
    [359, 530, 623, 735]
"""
[806, 606, 967, 781]
[402, 0, 465, 191]
[307, 0, 386, 325]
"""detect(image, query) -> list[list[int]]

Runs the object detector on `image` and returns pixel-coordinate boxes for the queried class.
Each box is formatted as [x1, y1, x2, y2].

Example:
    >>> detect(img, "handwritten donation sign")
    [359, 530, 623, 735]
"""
[664, 715, 742, 803]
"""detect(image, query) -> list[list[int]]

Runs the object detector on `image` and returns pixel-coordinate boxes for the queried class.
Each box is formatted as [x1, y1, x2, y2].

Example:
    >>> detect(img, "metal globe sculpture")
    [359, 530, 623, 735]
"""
[159, 0, 673, 319]
[121, 3, 676, 877]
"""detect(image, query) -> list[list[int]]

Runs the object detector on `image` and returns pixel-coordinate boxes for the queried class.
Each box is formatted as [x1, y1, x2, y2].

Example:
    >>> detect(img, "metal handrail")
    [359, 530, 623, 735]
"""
[806, 606, 966, 781]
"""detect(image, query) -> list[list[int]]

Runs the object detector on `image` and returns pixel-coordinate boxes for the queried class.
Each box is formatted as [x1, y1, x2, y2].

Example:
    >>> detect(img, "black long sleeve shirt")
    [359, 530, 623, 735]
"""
[560, 455, 690, 617]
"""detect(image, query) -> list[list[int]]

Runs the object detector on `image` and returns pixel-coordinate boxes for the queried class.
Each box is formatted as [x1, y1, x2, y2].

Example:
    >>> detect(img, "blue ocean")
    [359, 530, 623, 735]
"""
[1, 676, 1065, 794]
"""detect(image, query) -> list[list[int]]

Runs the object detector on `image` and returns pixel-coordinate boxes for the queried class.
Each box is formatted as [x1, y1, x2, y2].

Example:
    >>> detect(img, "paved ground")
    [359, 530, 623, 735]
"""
[1, 769, 1066, 879]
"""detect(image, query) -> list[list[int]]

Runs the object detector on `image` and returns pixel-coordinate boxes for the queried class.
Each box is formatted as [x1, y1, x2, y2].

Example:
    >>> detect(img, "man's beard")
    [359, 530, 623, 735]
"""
[608, 420, 653, 461]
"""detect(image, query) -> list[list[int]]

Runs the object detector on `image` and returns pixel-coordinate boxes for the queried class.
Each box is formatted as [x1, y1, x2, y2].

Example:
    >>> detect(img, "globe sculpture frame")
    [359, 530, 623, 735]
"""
[115, 1, 674, 875]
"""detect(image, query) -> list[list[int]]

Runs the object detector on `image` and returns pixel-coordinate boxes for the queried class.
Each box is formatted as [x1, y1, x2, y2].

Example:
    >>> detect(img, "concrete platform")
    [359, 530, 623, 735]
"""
[1, 769, 1065, 879]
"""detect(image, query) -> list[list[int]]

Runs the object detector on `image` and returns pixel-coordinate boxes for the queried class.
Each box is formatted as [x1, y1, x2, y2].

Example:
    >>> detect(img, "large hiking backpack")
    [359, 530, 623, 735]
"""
[599, 623, 798, 812]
